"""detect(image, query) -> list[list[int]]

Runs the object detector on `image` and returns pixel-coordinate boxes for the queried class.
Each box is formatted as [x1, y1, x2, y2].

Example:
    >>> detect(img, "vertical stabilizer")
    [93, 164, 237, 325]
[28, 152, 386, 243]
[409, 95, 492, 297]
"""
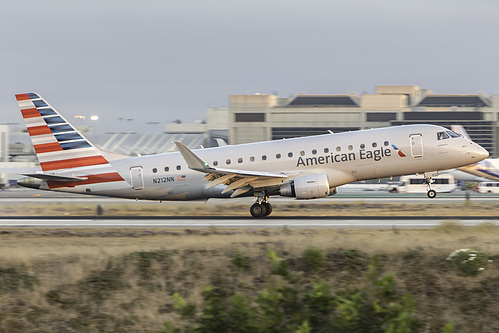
[16, 93, 111, 172]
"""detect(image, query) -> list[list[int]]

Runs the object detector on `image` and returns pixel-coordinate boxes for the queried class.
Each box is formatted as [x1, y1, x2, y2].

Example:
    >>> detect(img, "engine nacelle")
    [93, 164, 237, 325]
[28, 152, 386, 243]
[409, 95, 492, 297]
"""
[280, 173, 330, 199]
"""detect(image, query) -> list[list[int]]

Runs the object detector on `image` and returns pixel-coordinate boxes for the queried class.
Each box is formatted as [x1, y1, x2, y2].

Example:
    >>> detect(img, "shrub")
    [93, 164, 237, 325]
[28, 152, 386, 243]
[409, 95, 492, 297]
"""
[446, 249, 490, 277]
[302, 247, 325, 272]
[78, 261, 129, 303]
[329, 249, 369, 274]
[126, 250, 172, 280]
[0, 265, 38, 293]
[267, 250, 290, 277]
[172, 292, 196, 319]
[231, 250, 250, 270]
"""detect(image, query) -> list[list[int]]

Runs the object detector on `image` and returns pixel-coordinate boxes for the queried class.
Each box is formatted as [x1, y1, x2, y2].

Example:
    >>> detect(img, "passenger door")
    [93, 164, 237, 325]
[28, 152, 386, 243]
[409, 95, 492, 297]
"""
[409, 134, 423, 158]
[130, 166, 144, 190]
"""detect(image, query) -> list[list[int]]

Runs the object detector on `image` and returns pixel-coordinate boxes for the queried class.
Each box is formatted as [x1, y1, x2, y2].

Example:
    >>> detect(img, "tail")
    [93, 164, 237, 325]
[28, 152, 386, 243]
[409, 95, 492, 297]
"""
[16, 92, 112, 172]
[16, 93, 125, 189]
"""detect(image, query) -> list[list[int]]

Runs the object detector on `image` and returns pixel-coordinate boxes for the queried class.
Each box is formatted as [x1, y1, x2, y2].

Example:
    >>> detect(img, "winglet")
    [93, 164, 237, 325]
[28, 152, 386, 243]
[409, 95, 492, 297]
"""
[175, 142, 213, 172]
[215, 138, 228, 147]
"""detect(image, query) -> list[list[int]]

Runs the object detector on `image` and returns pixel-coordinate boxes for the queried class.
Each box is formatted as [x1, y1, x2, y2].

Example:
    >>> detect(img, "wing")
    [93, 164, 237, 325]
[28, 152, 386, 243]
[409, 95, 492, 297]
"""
[175, 142, 288, 197]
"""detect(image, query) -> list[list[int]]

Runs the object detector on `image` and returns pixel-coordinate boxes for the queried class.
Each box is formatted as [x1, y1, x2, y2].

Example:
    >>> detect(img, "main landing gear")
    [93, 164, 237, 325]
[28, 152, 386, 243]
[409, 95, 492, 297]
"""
[425, 177, 437, 199]
[250, 194, 272, 218]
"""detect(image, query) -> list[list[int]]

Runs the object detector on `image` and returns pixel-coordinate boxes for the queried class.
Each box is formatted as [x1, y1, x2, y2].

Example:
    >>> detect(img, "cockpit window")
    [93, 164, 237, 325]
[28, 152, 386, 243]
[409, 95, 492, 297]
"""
[437, 131, 450, 140]
[446, 130, 460, 138]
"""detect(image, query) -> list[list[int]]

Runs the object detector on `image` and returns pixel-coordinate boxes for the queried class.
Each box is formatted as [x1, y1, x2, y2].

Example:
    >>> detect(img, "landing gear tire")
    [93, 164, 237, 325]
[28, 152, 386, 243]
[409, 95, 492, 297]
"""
[427, 190, 437, 199]
[262, 202, 272, 216]
[250, 203, 268, 218]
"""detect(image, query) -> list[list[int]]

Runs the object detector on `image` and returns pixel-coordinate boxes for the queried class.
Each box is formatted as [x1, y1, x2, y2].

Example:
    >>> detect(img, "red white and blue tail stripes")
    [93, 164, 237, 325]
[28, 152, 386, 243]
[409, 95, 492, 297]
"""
[16, 93, 124, 188]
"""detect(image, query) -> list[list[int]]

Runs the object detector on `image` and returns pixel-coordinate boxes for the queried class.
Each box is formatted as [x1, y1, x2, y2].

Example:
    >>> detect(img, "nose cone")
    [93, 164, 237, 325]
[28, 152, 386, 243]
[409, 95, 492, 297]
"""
[17, 177, 41, 189]
[472, 144, 489, 161]
[463, 141, 489, 163]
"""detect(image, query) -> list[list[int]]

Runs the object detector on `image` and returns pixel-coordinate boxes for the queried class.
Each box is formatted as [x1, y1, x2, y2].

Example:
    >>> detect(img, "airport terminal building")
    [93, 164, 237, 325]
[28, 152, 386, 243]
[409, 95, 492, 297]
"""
[2, 84, 497, 187]
[228, 85, 498, 157]
[2, 84, 499, 163]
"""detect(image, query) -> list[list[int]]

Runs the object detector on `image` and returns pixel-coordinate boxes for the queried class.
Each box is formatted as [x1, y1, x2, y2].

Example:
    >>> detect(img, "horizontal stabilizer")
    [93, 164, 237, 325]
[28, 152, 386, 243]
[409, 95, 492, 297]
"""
[22, 173, 88, 182]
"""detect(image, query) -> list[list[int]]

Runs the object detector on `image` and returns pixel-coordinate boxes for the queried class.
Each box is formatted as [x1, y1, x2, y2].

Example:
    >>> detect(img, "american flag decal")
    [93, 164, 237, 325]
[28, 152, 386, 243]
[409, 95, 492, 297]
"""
[177, 175, 186, 181]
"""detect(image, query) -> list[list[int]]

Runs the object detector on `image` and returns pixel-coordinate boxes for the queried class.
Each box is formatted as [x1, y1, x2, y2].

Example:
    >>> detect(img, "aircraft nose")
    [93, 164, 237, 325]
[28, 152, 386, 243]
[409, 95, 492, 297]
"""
[468, 143, 489, 161]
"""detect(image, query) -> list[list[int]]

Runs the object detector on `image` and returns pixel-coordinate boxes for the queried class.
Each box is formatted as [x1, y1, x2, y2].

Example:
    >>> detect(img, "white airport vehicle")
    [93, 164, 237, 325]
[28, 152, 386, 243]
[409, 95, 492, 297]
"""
[392, 174, 456, 194]
[15, 93, 488, 217]
[477, 182, 499, 193]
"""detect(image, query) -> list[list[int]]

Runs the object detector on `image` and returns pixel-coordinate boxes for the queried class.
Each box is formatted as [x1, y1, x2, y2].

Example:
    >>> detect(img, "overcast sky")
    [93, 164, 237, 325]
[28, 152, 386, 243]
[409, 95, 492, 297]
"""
[2, 0, 499, 133]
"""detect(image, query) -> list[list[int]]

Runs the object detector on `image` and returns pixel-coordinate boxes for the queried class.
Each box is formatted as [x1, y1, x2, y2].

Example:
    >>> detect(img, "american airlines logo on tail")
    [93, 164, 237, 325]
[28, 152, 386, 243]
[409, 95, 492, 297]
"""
[15, 93, 124, 188]
[16, 93, 108, 171]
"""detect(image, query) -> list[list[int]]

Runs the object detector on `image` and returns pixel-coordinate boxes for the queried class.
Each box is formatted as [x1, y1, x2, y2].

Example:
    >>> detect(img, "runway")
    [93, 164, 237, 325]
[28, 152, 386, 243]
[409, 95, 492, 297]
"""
[1, 188, 498, 204]
[1, 188, 497, 229]
[0, 216, 497, 229]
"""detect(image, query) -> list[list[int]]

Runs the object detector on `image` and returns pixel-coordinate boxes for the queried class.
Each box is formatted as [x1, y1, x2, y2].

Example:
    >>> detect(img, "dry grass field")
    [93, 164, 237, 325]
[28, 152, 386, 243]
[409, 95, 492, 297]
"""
[0, 222, 498, 332]
[0, 200, 499, 331]
[2, 200, 499, 216]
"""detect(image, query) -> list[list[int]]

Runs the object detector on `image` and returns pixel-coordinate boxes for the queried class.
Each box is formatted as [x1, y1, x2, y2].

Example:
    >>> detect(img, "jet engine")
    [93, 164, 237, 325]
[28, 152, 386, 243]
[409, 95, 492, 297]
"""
[280, 173, 330, 199]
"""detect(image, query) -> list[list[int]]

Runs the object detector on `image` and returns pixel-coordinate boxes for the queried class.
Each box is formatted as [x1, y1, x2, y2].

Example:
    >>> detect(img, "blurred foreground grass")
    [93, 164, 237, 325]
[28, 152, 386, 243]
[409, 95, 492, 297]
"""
[0, 224, 497, 332]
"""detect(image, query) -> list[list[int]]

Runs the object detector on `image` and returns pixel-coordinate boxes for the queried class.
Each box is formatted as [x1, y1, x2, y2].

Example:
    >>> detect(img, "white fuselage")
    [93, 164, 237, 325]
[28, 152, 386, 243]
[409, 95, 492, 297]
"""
[38, 124, 487, 201]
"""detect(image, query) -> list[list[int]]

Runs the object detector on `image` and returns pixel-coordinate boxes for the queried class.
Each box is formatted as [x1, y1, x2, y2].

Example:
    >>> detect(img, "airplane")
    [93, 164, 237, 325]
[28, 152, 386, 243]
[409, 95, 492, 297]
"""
[449, 125, 499, 181]
[15, 93, 489, 217]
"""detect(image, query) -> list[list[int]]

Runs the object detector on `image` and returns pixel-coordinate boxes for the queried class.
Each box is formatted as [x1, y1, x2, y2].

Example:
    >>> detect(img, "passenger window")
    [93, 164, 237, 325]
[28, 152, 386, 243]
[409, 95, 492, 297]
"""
[348, 145, 353, 150]
[312, 149, 317, 155]
[324, 148, 329, 153]
[213, 161, 218, 166]
[176, 165, 181, 170]
[372, 142, 377, 148]
[288, 152, 293, 158]
[300, 151, 305, 156]
[360, 144, 365, 149]
[164, 166, 169, 172]
[152, 168, 157, 173]
[336, 146, 341, 152]
[250, 156, 255, 162]
[384, 141, 389, 146]
[262, 155, 267, 161]
[226, 159, 231, 165]
[238, 158, 243, 163]
[276, 153, 281, 159]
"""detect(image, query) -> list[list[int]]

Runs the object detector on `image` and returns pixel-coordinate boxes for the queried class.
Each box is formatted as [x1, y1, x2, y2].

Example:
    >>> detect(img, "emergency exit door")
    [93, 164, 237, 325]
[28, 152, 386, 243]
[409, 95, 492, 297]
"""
[130, 166, 144, 190]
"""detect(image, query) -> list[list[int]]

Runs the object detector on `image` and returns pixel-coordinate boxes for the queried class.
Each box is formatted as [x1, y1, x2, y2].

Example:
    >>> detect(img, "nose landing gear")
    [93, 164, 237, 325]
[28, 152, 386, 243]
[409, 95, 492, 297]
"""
[250, 194, 272, 218]
[425, 177, 437, 199]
